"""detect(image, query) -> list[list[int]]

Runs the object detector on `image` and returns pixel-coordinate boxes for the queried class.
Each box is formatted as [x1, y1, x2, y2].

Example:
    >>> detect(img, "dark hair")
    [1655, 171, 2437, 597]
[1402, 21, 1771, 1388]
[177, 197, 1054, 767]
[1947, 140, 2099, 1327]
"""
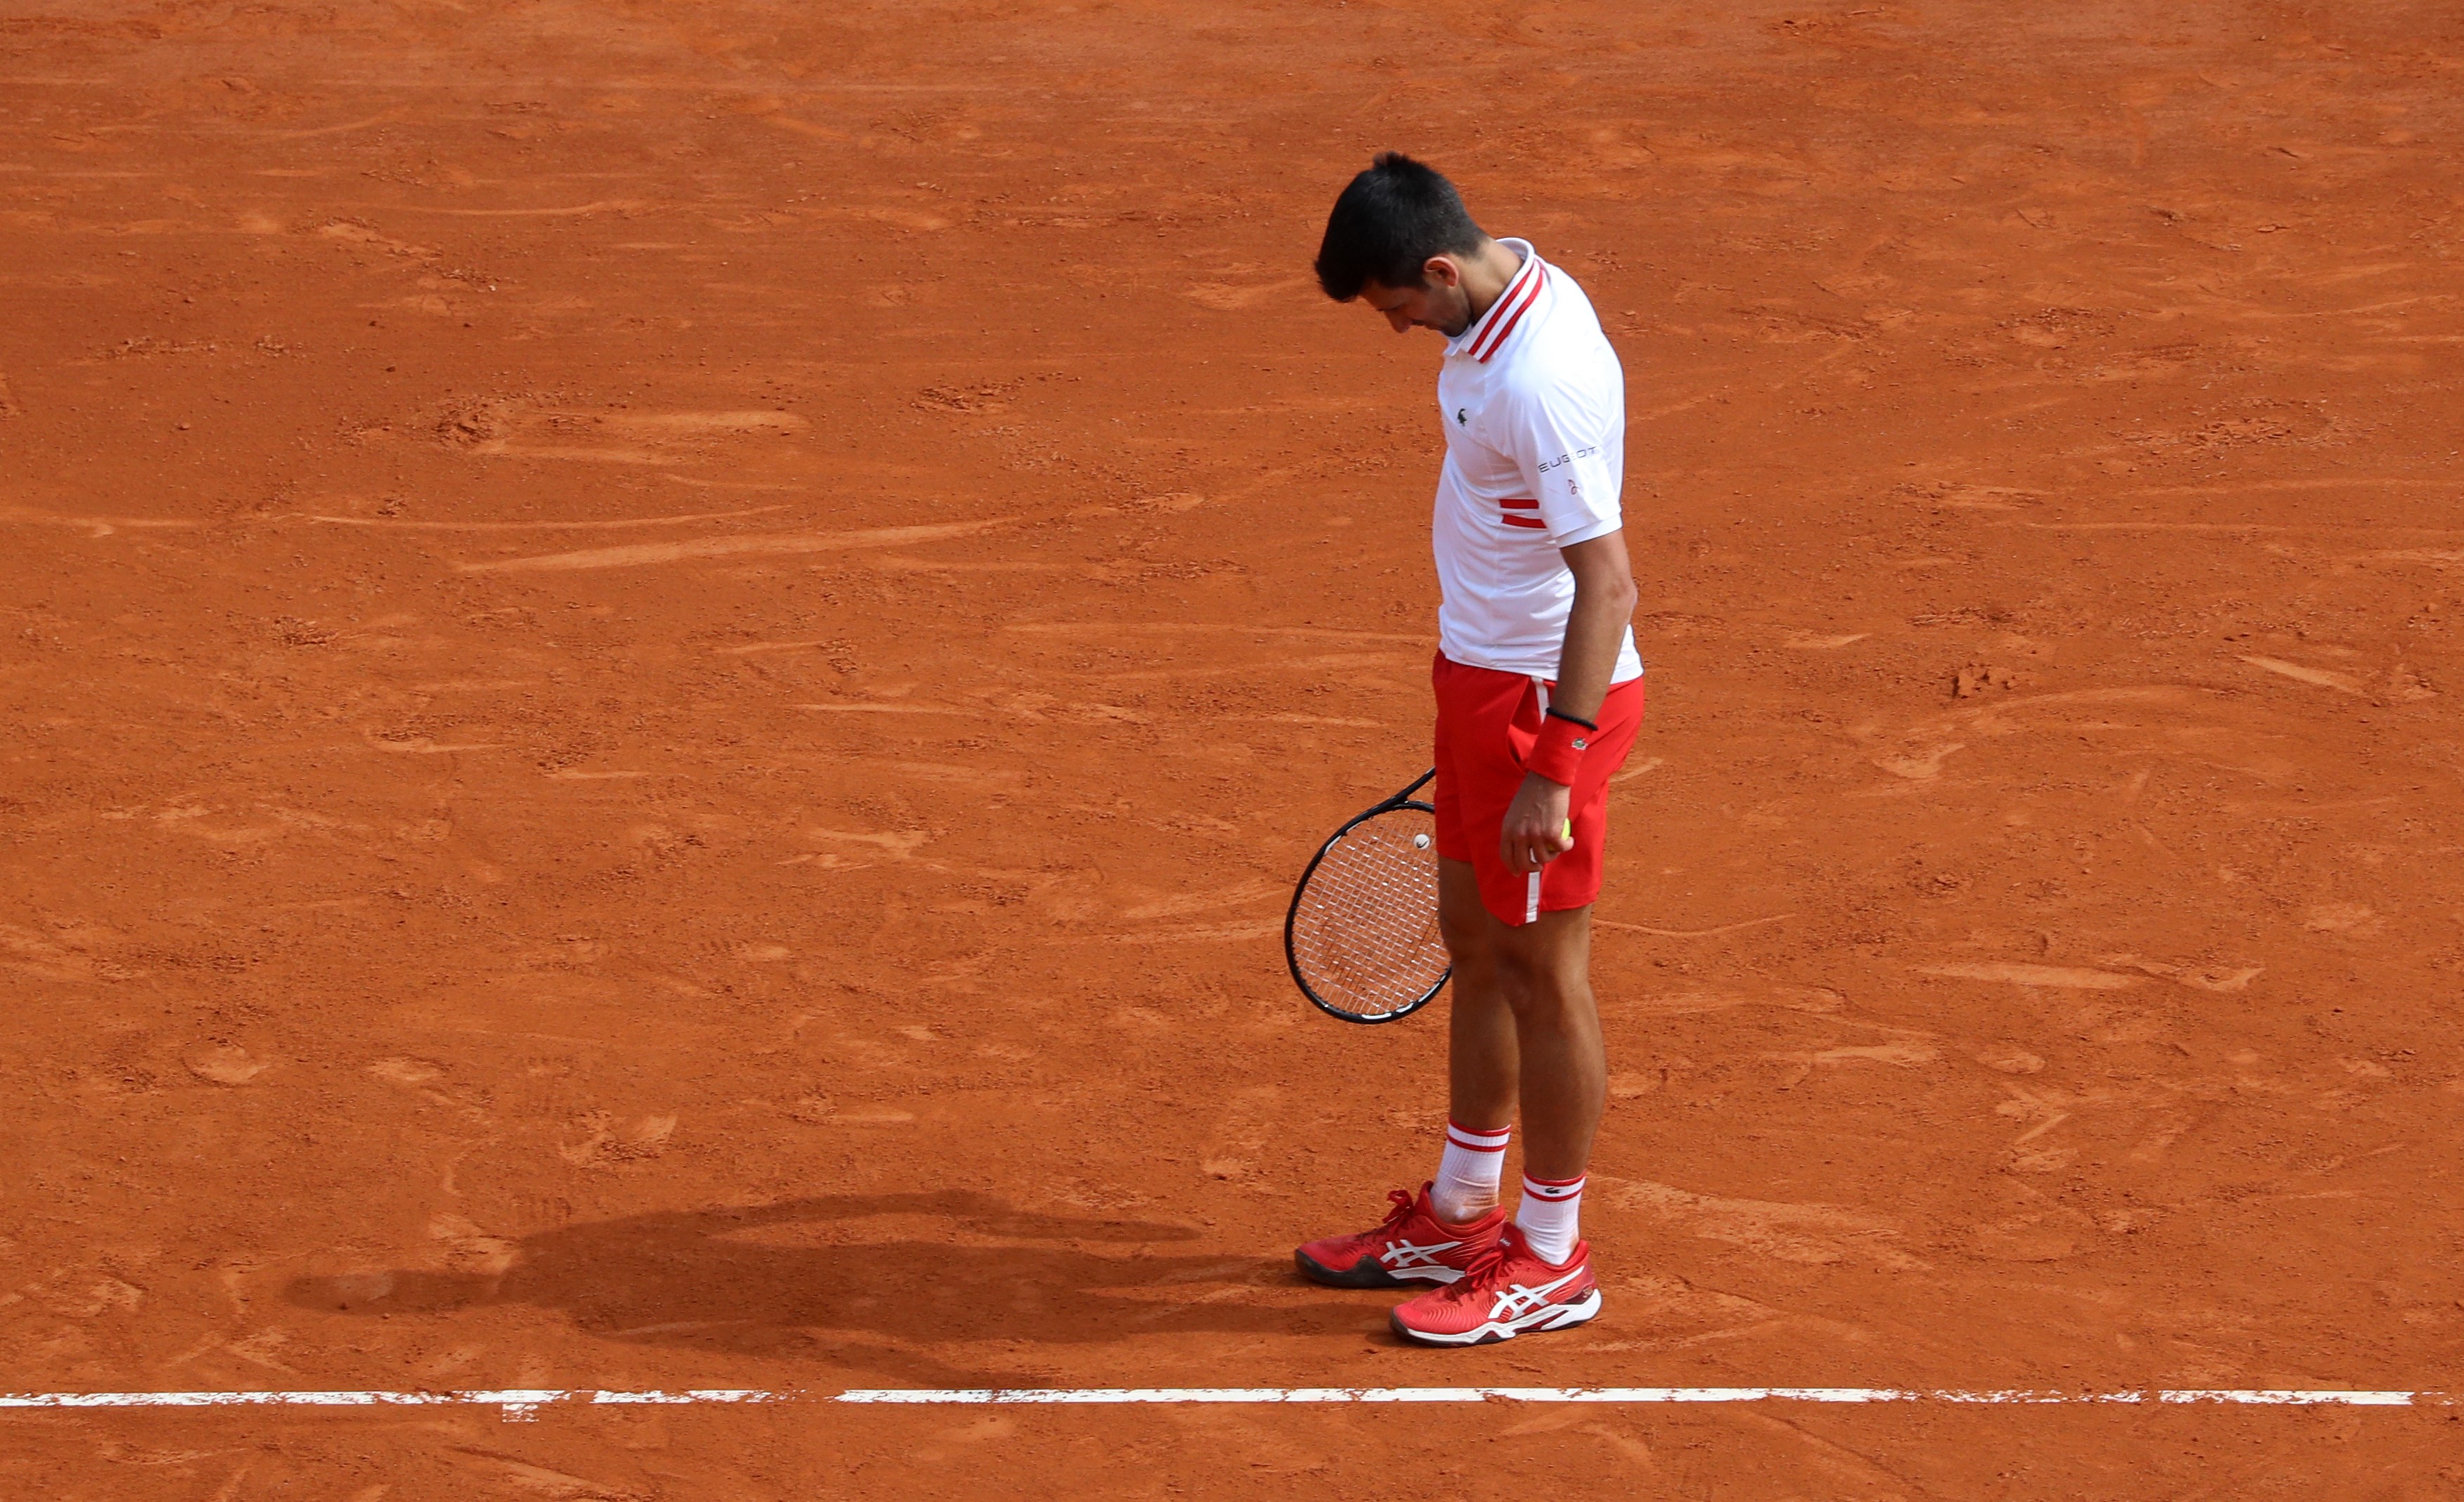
[1314, 152, 1487, 301]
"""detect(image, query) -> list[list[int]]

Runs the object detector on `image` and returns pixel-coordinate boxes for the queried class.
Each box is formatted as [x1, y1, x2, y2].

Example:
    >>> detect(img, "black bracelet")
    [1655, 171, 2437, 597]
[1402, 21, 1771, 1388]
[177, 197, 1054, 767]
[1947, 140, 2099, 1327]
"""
[1545, 706, 1598, 733]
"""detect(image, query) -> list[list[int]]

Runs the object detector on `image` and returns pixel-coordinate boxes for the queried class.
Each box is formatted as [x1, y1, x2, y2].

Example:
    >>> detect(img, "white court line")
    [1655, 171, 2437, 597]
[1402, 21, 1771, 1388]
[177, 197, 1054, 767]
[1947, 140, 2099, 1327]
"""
[0, 1387, 2446, 1421]
[0, 1390, 783, 1421]
[837, 1387, 2439, 1407]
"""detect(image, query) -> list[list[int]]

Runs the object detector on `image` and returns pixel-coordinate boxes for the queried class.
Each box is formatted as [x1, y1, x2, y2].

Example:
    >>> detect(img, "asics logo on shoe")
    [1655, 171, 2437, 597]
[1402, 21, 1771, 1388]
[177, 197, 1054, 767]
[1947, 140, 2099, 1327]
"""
[1380, 1239, 1461, 1269]
[1487, 1266, 1586, 1321]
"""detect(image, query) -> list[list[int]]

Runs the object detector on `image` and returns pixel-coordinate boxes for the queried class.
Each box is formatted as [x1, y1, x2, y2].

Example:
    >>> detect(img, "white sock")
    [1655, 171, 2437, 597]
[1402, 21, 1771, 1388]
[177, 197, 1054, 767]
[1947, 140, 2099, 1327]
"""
[1513, 1173, 1586, 1265]
[1430, 1118, 1511, 1223]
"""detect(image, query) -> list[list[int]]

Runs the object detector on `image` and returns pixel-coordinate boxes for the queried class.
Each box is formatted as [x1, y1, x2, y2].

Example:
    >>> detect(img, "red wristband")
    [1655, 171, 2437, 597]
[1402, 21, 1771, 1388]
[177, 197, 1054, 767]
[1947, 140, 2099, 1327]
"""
[1525, 712, 1591, 788]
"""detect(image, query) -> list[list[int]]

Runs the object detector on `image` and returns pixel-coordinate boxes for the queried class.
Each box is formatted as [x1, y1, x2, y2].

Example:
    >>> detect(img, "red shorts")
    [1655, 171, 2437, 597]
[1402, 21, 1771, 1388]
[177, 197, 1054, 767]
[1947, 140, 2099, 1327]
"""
[1432, 653, 1645, 927]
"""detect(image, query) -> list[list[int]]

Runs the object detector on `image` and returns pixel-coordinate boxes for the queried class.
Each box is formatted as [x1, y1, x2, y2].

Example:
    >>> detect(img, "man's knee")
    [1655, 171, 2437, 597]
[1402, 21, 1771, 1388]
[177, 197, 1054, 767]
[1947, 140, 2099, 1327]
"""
[1493, 947, 1590, 1020]
[1489, 911, 1592, 1019]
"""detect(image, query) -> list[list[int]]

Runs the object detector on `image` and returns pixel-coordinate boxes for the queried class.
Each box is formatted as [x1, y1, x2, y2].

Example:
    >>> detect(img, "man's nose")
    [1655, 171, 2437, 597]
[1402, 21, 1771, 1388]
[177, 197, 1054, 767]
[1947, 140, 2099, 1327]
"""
[1386, 309, 1411, 332]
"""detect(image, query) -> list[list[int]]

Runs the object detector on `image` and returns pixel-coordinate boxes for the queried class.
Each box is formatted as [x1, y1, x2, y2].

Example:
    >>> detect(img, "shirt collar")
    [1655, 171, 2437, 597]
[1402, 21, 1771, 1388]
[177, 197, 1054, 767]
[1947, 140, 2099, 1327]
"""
[1445, 238, 1546, 364]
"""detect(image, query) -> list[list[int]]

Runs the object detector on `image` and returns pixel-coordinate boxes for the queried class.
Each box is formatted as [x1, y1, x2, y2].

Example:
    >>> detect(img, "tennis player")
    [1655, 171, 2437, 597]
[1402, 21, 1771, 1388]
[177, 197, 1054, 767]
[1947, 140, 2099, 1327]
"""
[1294, 153, 1645, 1346]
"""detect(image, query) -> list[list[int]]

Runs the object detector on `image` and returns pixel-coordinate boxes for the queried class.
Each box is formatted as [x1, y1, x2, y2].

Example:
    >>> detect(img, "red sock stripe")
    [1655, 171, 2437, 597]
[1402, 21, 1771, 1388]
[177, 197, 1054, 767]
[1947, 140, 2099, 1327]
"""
[1446, 1120, 1511, 1151]
[1520, 1174, 1586, 1201]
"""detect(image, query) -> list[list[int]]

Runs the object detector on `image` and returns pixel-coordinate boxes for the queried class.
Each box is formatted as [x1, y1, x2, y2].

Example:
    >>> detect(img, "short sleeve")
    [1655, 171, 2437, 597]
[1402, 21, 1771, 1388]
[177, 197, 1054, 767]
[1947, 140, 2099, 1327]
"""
[1499, 374, 1622, 547]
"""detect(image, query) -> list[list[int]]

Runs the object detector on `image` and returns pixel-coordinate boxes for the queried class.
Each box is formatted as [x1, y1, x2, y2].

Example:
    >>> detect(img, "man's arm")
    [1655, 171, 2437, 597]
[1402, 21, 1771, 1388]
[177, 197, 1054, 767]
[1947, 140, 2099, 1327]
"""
[1499, 528, 1639, 875]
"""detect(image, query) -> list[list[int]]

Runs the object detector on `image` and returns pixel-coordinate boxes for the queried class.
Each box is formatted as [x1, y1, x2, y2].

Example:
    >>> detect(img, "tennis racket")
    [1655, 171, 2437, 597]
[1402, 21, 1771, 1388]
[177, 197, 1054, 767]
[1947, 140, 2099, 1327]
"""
[1284, 769, 1452, 1024]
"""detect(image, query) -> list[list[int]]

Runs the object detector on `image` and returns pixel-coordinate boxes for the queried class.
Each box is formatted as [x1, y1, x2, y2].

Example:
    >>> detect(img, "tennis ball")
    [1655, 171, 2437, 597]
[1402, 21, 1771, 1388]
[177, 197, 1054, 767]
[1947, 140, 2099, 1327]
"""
[1563, 818, 1573, 841]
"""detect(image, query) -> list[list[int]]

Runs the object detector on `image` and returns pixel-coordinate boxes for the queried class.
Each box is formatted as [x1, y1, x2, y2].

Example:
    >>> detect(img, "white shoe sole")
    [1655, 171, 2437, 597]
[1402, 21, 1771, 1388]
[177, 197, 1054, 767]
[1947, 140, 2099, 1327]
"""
[1392, 1287, 1603, 1347]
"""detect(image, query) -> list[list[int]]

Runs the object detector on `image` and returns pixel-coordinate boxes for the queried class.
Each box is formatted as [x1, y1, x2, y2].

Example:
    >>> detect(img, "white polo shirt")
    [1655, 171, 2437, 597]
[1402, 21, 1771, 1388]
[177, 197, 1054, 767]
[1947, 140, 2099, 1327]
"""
[1431, 239, 1642, 685]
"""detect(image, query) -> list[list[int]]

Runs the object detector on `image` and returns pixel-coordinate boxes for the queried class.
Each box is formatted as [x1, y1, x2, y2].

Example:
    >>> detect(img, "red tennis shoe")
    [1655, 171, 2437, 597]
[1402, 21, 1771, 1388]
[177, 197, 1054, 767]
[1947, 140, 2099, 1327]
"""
[1388, 1226, 1601, 1346]
[1293, 1183, 1505, 1289]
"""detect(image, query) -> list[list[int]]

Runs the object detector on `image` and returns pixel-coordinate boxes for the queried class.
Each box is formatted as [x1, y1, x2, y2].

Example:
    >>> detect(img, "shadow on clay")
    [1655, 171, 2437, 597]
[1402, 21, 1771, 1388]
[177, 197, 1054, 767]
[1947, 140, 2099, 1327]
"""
[284, 1190, 1368, 1385]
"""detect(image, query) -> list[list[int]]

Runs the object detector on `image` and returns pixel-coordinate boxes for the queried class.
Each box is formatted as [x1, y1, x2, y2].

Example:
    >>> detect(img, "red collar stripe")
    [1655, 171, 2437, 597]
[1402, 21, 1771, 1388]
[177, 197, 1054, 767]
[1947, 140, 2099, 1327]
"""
[1467, 262, 1544, 363]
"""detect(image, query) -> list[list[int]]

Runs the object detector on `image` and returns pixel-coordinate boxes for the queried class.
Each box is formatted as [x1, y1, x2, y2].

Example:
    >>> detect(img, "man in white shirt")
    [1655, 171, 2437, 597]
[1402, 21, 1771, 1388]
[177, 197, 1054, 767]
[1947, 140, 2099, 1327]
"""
[1293, 153, 1645, 1346]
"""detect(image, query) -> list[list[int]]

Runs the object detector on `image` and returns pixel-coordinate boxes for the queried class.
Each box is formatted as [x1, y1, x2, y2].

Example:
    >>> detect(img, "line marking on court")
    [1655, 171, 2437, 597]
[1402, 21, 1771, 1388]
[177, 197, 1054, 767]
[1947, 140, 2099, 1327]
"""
[0, 1387, 2449, 1421]
[833, 1387, 2448, 1408]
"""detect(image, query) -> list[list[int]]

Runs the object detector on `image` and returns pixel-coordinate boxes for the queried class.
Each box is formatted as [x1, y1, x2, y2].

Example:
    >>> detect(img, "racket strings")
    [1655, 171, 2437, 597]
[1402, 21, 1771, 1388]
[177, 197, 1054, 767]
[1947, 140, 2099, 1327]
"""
[1290, 809, 1449, 1019]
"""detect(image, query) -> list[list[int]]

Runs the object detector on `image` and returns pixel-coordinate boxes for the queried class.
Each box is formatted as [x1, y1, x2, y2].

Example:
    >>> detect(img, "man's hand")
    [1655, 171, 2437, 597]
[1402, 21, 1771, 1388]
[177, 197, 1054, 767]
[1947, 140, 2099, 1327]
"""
[1499, 771, 1574, 874]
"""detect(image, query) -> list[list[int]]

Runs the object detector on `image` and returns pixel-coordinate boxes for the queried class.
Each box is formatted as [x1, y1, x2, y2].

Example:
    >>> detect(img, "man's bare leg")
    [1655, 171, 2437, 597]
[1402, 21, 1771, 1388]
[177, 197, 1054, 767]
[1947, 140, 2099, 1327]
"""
[1438, 857, 1608, 1184]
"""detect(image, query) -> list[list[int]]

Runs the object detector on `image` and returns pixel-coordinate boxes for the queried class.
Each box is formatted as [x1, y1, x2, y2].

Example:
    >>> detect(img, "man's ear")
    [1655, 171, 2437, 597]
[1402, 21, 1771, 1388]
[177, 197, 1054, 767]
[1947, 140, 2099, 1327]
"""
[1422, 254, 1464, 289]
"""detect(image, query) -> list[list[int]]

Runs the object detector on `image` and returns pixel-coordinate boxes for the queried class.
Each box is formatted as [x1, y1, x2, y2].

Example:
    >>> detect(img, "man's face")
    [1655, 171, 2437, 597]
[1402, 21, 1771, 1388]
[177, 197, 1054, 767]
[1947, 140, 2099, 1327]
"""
[1358, 256, 1473, 337]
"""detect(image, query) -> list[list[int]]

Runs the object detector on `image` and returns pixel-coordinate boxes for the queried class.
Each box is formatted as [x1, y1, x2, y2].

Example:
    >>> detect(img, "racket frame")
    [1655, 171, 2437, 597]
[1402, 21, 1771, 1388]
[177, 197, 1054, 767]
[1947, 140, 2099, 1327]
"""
[1284, 769, 1451, 1024]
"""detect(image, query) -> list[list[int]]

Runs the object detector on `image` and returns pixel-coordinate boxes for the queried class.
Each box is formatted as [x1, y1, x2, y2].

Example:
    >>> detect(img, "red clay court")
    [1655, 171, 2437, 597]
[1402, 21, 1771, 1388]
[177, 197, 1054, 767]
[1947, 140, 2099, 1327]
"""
[3, 1, 2461, 1496]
